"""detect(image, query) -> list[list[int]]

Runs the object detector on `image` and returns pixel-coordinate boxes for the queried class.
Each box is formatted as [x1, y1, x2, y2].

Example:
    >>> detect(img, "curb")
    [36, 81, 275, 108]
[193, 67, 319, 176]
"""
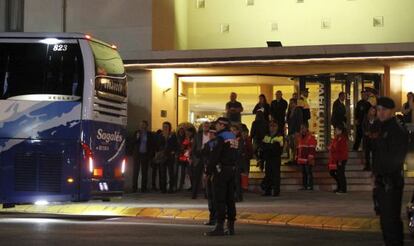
[0, 204, 383, 233]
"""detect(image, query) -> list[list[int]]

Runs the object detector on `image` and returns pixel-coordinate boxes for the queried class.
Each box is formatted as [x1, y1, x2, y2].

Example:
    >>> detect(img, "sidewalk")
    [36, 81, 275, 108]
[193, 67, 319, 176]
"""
[1, 191, 412, 233]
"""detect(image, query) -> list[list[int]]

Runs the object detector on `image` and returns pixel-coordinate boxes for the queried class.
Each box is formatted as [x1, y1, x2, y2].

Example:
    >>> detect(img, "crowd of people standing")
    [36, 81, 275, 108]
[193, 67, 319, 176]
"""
[131, 88, 411, 242]
[131, 88, 411, 197]
[131, 89, 315, 199]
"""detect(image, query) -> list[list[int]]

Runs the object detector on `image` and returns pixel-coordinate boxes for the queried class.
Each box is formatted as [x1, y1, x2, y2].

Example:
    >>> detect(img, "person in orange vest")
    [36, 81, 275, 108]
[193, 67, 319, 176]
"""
[328, 123, 349, 194]
[296, 123, 317, 191]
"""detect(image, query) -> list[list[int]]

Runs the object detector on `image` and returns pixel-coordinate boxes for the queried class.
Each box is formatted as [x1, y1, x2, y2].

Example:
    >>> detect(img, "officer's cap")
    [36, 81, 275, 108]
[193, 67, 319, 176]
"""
[377, 97, 395, 109]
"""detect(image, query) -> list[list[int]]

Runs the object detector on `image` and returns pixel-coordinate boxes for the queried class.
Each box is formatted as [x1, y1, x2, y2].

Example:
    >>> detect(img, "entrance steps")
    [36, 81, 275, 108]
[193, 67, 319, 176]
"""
[248, 151, 414, 192]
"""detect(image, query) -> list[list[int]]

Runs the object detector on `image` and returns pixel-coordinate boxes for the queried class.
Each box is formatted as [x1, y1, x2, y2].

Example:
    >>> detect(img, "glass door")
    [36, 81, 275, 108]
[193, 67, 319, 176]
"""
[300, 77, 330, 151]
[330, 77, 356, 144]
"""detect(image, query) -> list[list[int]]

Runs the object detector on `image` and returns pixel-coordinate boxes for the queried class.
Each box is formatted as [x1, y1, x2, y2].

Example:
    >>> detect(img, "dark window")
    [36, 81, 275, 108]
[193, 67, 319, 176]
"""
[0, 42, 84, 99]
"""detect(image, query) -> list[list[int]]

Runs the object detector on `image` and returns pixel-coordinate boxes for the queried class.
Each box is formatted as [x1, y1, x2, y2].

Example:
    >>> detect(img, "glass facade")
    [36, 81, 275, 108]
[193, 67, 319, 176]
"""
[301, 74, 381, 150]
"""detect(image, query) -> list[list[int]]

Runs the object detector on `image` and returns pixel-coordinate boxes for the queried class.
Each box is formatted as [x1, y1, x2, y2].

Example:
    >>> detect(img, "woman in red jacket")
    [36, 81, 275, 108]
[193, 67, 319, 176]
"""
[328, 124, 349, 194]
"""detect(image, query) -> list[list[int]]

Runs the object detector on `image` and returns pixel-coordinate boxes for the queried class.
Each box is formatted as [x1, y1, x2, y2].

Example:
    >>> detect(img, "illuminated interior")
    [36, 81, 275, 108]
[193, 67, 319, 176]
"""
[178, 76, 296, 130]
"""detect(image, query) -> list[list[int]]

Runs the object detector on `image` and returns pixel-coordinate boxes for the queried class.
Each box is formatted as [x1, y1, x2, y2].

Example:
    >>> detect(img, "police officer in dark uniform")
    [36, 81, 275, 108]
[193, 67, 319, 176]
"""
[203, 124, 218, 226]
[204, 117, 238, 236]
[373, 97, 409, 246]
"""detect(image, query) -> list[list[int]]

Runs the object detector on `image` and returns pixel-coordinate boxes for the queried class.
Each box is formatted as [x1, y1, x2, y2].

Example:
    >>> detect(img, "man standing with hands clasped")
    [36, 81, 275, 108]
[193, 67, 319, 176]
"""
[373, 97, 408, 246]
[226, 92, 243, 123]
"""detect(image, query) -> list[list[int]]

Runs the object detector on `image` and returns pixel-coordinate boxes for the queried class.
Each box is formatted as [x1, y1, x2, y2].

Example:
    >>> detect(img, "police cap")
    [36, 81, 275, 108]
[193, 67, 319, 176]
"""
[377, 97, 395, 109]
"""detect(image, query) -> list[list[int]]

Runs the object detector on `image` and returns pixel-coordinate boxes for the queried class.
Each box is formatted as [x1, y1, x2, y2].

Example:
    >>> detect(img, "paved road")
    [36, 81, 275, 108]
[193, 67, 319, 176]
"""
[0, 214, 411, 246]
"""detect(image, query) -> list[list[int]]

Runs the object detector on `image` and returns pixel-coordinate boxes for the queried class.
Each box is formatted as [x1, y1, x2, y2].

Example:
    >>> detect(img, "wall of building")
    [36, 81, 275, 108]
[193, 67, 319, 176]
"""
[167, 0, 414, 50]
[151, 70, 178, 131]
[152, 0, 175, 50]
[152, 0, 188, 51]
[24, 0, 63, 32]
[22, 0, 152, 60]
[0, 0, 6, 32]
[127, 70, 152, 132]
[174, 0, 188, 50]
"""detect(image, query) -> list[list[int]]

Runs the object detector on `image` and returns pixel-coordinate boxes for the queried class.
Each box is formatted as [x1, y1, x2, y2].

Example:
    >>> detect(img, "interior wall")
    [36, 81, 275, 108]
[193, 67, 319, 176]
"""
[390, 74, 403, 111]
[167, 0, 414, 50]
[401, 72, 414, 109]
[178, 82, 189, 123]
[259, 85, 273, 104]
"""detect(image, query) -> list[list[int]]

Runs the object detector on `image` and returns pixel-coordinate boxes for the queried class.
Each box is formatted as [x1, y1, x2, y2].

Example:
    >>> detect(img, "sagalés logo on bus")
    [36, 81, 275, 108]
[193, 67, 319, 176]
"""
[96, 129, 123, 144]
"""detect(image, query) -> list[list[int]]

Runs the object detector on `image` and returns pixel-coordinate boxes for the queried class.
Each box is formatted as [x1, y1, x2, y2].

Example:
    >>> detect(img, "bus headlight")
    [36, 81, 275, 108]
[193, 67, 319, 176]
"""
[34, 200, 49, 206]
[88, 157, 94, 173]
[121, 158, 126, 174]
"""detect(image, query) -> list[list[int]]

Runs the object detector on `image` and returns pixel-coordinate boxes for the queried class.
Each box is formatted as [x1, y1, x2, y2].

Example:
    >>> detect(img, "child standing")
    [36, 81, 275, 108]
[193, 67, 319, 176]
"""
[328, 124, 349, 194]
[296, 123, 317, 191]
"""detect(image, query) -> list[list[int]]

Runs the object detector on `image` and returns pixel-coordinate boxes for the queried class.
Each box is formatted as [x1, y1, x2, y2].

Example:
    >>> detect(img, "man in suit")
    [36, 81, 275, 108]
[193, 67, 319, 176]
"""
[191, 122, 211, 199]
[133, 120, 155, 193]
[331, 92, 347, 128]
[270, 90, 288, 135]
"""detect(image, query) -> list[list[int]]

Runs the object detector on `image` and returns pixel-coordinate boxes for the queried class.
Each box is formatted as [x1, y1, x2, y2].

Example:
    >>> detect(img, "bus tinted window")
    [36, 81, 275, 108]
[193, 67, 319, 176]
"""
[0, 42, 83, 99]
[89, 41, 125, 77]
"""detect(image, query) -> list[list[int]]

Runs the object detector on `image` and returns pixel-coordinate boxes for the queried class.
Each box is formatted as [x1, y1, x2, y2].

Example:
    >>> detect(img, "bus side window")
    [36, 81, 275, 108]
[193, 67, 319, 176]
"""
[6, 43, 46, 98]
[45, 44, 84, 97]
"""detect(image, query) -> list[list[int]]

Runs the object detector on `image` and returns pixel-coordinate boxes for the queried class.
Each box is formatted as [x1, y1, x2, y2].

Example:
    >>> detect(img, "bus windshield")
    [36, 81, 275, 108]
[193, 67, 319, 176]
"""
[0, 41, 84, 100]
[89, 41, 125, 77]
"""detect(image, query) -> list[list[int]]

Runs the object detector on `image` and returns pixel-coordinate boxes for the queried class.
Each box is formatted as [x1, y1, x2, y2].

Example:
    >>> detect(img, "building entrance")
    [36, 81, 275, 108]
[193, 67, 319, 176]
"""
[300, 74, 381, 150]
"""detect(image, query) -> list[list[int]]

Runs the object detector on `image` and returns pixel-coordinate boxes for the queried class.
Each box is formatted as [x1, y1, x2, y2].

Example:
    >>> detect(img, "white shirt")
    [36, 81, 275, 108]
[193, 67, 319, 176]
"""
[202, 132, 210, 147]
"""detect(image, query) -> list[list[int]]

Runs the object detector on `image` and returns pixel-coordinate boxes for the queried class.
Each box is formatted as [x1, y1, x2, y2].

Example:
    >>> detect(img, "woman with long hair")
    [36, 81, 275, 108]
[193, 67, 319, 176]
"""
[253, 94, 270, 121]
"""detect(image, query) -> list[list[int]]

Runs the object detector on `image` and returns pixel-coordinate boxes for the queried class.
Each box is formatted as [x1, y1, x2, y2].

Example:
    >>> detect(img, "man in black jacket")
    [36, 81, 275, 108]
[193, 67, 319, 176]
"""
[191, 122, 211, 199]
[203, 125, 218, 226]
[270, 90, 288, 135]
[373, 97, 409, 246]
[159, 122, 178, 193]
[331, 92, 347, 128]
[353, 90, 371, 151]
[205, 117, 238, 236]
[133, 120, 155, 193]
